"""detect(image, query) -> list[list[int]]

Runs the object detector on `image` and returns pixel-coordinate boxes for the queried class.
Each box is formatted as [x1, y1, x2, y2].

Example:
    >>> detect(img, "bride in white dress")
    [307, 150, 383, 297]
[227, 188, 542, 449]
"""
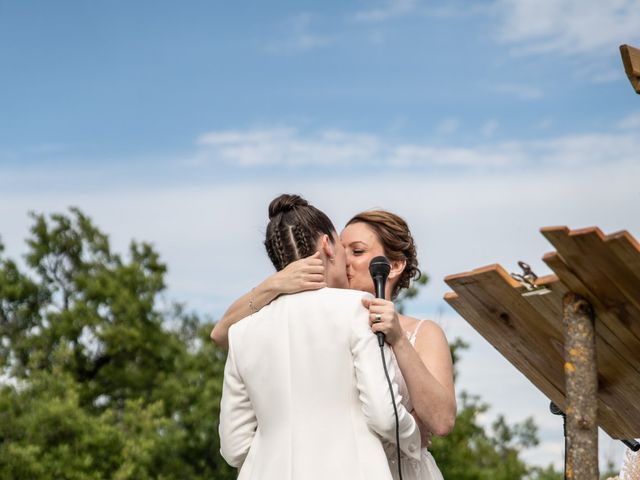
[382, 320, 445, 480]
[608, 446, 640, 480]
[212, 208, 456, 480]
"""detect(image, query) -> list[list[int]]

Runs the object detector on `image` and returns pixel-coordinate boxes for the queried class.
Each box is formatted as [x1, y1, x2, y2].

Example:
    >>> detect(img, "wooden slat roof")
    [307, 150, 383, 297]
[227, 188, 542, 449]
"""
[444, 226, 640, 439]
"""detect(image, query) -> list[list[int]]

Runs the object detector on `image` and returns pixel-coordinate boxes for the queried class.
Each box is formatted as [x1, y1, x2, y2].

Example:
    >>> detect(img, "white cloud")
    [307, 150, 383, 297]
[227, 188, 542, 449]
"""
[190, 124, 640, 172]
[495, 83, 544, 100]
[590, 68, 623, 84]
[535, 118, 554, 130]
[367, 30, 387, 45]
[531, 132, 640, 167]
[265, 14, 335, 54]
[197, 128, 295, 146]
[481, 119, 499, 138]
[495, 0, 640, 56]
[435, 117, 460, 136]
[194, 127, 382, 167]
[618, 112, 640, 129]
[571, 59, 627, 85]
[388, 143, 518, 168]
[193, 126, 524, 168]
[352, 0, 419, 22]
[351, 0, 481, 23]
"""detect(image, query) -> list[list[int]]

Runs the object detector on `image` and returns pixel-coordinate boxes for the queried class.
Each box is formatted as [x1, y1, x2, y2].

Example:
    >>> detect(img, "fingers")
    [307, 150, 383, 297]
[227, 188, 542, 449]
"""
[301, 252, 324, 275]
[362, 297, 394, 313]
[304, 281, 327, 290]
[368, 310, 389, 330]
[369, 310, 389, 326]
[362, 298, 394, 318]
[302, 251, 324, 267]
[366, 304, 395, 319]
[370, 322, 386, 335]
[299, 253, 325, 290]
[286, 252, 323, 273]
[361, 296, 392, 306]
[365, 297, 393, 308]
[303, 266, 324, 275]
[370, 319, 399, 345]
[277, 252, 325, 294]
[363, 297, 402, 345]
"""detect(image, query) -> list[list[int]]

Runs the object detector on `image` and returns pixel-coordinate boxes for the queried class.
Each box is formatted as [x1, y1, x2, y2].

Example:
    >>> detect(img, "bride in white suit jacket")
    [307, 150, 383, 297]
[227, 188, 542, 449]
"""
[214, 200, 455, 480]
[218, 194, 421, 480]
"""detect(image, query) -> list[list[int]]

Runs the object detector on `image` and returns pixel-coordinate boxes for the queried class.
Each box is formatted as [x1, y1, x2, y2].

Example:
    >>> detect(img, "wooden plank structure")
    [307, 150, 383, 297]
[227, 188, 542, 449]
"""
[444, 226, 640, 478]
[620, 44, 640, 94]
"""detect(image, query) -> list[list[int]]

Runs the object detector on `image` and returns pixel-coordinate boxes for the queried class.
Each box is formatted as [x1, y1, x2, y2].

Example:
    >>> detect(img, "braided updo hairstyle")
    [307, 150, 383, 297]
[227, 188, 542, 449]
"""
[345, 210, 421, 299]
[265, 194, 337, 271]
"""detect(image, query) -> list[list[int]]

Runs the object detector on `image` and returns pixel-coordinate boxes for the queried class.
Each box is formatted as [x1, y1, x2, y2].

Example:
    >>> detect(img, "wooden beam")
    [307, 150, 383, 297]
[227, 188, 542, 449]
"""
[444, 226, 640, 439]
[620, 44, 640, 94]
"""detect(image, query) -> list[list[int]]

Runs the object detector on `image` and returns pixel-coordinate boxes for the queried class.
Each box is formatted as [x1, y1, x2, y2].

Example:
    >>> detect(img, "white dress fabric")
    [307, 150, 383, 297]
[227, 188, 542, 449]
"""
[619, 445, 640, 480]
[383, 320, 445, 480]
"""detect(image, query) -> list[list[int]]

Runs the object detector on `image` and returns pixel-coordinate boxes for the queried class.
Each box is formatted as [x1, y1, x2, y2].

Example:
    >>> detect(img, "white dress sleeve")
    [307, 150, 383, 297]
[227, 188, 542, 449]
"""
[350, 294, 422, 461]
[218, 327, 258, 468]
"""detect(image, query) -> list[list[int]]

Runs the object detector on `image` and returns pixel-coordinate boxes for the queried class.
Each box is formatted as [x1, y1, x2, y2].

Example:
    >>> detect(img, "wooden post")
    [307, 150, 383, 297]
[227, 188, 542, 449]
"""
[563, 292, 598, 480]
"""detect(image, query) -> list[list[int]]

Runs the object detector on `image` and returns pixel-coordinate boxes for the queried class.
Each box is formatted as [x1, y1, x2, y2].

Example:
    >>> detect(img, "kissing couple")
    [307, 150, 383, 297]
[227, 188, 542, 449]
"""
[214, 193, 455, 479]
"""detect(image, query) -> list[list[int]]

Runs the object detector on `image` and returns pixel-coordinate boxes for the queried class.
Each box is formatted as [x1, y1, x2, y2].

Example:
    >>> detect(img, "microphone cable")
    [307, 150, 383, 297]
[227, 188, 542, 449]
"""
[378, 336, 403, 480]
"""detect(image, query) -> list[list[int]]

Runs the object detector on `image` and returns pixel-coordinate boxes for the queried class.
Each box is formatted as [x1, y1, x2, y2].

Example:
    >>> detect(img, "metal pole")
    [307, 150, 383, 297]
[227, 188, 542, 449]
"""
[549, 402, 568, 480]
[563, 292, 598, 480]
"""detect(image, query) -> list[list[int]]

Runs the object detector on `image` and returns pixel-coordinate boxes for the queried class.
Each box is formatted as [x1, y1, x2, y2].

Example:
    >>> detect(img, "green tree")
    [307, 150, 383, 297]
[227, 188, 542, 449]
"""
[0, 209, 234, 479]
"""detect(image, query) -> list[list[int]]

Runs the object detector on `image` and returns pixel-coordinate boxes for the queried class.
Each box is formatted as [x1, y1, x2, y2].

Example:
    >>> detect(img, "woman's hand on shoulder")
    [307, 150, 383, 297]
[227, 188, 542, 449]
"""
[272, 251, 326, 294]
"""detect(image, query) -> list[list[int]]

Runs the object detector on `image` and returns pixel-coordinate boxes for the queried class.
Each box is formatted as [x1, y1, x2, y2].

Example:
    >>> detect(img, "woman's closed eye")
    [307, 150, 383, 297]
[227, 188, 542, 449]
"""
[351, 249, 365, 256]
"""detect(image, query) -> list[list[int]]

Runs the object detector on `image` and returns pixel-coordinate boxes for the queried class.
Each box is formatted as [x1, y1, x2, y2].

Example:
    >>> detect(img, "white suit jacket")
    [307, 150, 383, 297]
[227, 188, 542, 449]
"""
[219, 287, 421, 480]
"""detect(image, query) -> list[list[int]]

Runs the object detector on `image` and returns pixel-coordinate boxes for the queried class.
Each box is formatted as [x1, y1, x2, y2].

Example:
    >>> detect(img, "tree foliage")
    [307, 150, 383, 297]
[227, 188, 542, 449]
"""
[0, 208, 570, 478]
[0, 209, 234, 479]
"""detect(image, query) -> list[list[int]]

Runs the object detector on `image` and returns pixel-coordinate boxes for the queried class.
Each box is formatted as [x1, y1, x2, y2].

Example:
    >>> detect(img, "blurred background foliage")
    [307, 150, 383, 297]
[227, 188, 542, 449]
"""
[0, 209, 596, 479]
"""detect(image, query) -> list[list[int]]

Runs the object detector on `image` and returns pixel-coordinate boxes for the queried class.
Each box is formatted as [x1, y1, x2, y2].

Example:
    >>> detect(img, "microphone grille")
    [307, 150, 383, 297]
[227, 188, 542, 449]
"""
[369, 256, 391, 277]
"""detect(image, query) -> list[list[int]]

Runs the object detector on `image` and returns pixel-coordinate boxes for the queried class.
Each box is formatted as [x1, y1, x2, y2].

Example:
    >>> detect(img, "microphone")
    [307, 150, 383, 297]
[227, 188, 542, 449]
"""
[369, 256, 391, 347]
[369, 255, 404, 479]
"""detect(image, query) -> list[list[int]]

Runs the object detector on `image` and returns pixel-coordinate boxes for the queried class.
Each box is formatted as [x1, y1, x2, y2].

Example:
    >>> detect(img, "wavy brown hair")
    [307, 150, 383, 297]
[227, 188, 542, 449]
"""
[345, 210, 421, 299]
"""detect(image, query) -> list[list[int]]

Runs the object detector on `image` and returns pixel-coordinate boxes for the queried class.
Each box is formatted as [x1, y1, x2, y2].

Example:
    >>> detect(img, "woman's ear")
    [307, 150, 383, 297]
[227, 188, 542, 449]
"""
[320, 234, 334, 260]
[388, 259, 406, 280]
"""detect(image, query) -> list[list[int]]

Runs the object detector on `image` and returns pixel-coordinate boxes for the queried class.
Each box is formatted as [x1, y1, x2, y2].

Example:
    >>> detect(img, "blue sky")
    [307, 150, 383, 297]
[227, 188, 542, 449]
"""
[2, 0, 638, 179]
[2, 0, 640, 470]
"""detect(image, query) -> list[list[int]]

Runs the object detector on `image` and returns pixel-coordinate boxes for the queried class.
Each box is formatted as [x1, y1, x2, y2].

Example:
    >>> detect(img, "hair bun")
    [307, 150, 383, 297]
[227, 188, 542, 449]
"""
[268, 194, 309, 219]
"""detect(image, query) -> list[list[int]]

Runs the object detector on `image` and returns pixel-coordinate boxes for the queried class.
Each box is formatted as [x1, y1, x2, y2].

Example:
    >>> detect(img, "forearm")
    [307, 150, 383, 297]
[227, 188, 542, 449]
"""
[392, 337, 456, 436]
[211, 276, 280, 350]
[211, 254, 325, 349]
